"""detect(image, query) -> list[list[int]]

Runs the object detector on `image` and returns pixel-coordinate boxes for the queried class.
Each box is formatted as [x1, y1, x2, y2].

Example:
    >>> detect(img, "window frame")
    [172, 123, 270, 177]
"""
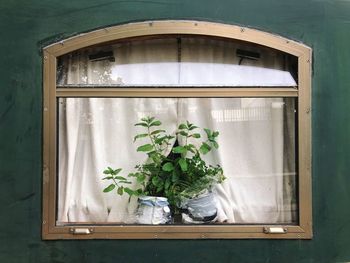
[42, 20, 312, 239]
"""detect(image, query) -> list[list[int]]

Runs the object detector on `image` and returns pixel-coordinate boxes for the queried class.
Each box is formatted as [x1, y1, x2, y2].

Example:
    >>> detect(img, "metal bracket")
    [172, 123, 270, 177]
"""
[263, 227, 287, 234]
[69, 228, 94, 235]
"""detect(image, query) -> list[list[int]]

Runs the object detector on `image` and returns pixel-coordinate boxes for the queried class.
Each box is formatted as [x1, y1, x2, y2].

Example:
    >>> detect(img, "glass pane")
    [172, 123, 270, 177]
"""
[57, 97, 297, 225]
[57, 37, 297, 87]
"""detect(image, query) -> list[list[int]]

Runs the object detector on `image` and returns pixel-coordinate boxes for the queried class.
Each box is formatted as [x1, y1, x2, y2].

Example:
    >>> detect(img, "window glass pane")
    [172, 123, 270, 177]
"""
[57, 37, 297, 87]
[57, 97, 297, 225]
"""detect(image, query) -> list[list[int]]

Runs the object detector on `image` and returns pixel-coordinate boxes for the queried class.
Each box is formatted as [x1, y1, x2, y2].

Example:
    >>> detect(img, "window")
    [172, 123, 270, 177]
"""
[43, 21, 312, 239]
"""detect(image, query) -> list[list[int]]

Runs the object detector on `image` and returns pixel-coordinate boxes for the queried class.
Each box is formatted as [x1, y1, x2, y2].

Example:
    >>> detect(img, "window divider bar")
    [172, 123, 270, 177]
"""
[56, 87, 298, 98]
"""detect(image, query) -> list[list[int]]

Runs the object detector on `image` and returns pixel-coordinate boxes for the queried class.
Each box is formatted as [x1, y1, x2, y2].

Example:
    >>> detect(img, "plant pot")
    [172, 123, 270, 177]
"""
[136, 196, 171, 224]
[181, 192, 217, 224]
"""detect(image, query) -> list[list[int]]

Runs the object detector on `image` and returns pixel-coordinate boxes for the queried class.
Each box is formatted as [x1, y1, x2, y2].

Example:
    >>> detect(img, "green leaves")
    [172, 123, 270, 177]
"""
[135, 122, 148, 127]
[178, 123, 187, 130]
[200, 142, 211, 154]
[114, 176, 127, 181]
[117, 186, 124, 195]
[141, 116, 154, 122]
[172, 146, 186, 154]
[178, 158, 188, 172]
[136, 173, 146, 183]
[171, 171, 179, 183]
[150, 120, 161, 127]
[164, 178, 171, 190]
[178, 131, 188, 137]
[135, 117, 162, 128]
[102, 176, 113, 180]
[103, 184, 115, 193]
[137, 144, 154, 152]
[103, 167, 122, 176]
[133, 133, 148, 142]
[154, 136, 166, 144]
[212, 141, 219, 149]
[152, 176, 163, 187]
[204, 128, 212, 138]
[123, 187, 134, 196]
[162, 162, 174, 172]
[102, 116, 224, 206]
[191, 133, 201, 138]
[203, 128, 219, 149]
[151, 129, 166, 135]
[102, 166, 133, 195]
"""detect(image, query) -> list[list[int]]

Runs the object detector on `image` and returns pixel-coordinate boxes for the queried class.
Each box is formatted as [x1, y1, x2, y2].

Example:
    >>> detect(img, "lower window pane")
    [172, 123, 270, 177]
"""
[57, 97, 297, 225]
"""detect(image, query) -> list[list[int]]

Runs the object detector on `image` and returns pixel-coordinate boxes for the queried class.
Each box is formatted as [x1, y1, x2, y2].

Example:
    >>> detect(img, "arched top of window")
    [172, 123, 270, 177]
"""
[45, 20, 311, 88]
[56, 36, 297, 87]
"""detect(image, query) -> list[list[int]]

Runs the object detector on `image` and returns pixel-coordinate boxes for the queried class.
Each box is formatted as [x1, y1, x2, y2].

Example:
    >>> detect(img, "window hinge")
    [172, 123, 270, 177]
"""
[263, 227, 287, 234]
[69, 228, 94, 235]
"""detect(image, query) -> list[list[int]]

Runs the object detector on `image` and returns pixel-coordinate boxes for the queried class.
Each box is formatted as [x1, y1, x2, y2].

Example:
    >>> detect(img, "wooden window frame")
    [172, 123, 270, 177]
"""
[42, 20, 312, 239]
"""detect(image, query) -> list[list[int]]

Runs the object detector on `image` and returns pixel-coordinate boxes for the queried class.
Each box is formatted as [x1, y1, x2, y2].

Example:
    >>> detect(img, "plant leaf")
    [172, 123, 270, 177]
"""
[162, 162, 174, 172]
[102, 176, 113, 180]
[191, 133, 201, 138]
[178, 123, 187, 130]
[113, 168, 122, 175]
[151, 129, 165, 135]
[178, 131, 188, 137]
[213, 131, 219, 137]
[179, 158, 188, 172]
[120, 181, 132, 184]
[137, 174, 146, 183]
[103, 169, 111, 175]
[135, 122, 149, 127]
[165, 178, 171, 190]
[133, 133, 148, 142]
[114, 176, 127, 181]
[117, 186, 124, 195]
[200, 142, 211, 154]
[124, 187, 134, 196]
[171, 171, 179, 183]
[137, 144, 154, 152]
[172, 146, 186, 154]
[212, 141, 219, 149]
[189, 125, 198, 130]
[185, 144, 196, 153]
[204, 128, 212, 138]
[103, 184, 115, 193]
[150, 120, 161, 127]
[152, 176, 162, 187]
[154, 136, 166, 144]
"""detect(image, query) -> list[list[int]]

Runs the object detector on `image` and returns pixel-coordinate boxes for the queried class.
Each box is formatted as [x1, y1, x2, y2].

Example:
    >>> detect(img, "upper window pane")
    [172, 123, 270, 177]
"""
[57, 37, 297, 87]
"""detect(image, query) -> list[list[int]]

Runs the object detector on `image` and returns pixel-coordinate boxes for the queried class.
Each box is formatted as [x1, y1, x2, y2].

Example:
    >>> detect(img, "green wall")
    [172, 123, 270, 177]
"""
[0, 0, 349, 262]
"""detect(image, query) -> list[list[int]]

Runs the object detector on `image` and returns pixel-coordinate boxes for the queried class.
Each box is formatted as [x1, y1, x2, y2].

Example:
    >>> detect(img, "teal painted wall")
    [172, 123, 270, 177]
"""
[0, 0, 349, 262]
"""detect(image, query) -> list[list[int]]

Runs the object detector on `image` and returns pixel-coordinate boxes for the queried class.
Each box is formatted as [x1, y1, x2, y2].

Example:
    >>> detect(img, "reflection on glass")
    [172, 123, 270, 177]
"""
[57, 97, 297, 225]
[57, 38, 297, 87]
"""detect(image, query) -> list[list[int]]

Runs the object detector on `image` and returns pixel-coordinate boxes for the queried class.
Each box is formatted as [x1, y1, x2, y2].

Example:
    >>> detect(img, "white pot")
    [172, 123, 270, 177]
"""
[136, 196, 171, 225]
[182, 192, 217, 223]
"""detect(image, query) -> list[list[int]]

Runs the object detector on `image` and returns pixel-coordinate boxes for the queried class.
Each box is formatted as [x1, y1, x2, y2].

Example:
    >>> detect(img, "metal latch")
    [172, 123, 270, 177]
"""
[69, 228, 94, 235]
[263, 227, 287, 234]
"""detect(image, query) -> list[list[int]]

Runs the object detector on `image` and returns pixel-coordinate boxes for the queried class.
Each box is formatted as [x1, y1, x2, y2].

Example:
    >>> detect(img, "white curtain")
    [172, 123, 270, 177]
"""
[57, 37, 296, 224]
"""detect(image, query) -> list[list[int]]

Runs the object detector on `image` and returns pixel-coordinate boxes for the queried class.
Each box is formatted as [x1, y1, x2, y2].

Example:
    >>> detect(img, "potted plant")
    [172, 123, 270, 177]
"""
[167, 121, 226, 223]
[102, 116, 175, 224]
[102, 117, 225, 224]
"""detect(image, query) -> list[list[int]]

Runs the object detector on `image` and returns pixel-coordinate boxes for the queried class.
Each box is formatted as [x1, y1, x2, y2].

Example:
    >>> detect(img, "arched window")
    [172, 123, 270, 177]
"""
[43, 21, 311, 239]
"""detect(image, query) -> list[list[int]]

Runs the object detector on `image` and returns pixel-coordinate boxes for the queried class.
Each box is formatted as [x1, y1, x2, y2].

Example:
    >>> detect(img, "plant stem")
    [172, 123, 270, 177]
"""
[148, 126, 158, 153]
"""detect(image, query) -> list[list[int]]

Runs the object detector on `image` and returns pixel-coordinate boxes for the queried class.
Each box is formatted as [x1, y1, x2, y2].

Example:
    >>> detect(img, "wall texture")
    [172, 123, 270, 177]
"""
[0, 0, 349, 262]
